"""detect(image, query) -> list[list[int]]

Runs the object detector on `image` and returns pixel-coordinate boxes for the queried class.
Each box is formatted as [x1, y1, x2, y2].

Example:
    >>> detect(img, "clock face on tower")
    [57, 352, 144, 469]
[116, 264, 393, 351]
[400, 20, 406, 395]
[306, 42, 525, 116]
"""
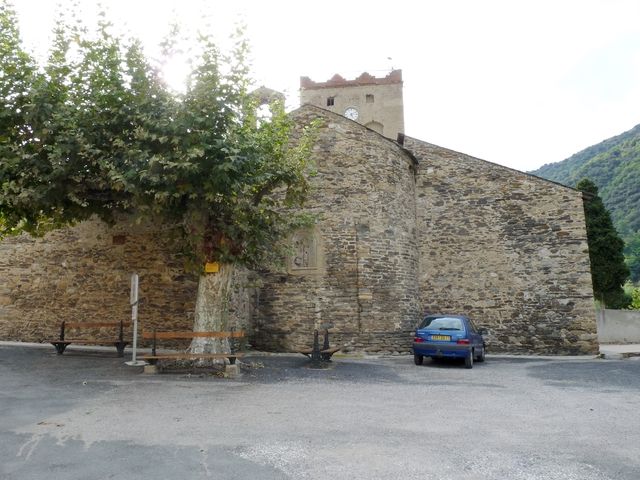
[344, 107, 359, 121]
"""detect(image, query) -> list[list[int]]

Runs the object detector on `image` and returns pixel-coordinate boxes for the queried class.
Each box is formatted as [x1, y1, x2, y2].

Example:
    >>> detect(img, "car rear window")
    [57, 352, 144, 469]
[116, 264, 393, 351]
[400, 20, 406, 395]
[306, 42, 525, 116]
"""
[419, 317, 464, 331]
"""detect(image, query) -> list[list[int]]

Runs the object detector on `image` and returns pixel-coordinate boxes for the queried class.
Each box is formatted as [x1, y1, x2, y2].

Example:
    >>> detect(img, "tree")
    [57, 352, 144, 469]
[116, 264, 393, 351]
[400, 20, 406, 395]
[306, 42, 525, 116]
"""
[576, 178, 630, 308]
[0, 2, 317, 355]
[624, 232, 640, 284]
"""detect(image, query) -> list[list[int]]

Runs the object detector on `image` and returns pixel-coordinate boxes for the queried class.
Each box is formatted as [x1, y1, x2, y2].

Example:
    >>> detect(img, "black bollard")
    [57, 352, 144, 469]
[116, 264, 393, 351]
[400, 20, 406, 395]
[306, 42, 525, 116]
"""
[310, 330, 321, 365]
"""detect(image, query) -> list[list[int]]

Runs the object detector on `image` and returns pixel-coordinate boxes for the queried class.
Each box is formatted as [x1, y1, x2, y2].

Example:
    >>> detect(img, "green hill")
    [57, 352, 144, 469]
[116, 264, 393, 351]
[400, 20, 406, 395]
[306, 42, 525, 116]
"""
[530, 123, 640, 283]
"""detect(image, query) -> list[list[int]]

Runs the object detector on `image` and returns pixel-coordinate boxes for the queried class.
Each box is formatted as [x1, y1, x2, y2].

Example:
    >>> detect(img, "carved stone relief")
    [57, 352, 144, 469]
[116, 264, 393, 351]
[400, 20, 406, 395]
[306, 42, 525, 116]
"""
[289, 230, 319, 272]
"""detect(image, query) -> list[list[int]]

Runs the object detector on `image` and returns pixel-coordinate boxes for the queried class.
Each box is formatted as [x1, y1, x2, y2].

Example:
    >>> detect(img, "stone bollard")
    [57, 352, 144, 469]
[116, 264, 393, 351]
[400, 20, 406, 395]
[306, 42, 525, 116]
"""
[143, 364, 158, 375]
[225, 363, 240, 377]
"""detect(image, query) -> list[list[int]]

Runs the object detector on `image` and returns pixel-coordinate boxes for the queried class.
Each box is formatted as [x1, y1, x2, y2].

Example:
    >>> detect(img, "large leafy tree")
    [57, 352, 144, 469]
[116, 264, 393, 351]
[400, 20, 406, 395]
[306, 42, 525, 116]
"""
[0, 2, 316, 353]
[577, 178, 630, 308]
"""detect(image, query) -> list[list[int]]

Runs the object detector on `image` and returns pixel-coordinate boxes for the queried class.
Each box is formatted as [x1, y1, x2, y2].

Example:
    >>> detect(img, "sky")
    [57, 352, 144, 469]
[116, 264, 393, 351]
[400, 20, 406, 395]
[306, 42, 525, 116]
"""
[11, 0, 640, 172]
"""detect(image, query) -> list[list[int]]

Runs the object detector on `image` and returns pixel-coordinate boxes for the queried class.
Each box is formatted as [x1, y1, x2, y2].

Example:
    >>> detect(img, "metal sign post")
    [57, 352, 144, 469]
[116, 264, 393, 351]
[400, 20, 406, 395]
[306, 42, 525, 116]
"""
[125, 273, 147, 366]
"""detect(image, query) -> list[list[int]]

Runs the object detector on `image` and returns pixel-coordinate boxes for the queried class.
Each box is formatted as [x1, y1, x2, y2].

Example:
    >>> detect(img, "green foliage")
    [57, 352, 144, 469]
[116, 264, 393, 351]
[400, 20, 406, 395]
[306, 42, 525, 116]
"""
[531, 123, 640, 282]
[623, 283, 640, 310]
[625, 233, 640, 284]
[0, 1, 317, 271]
[577, 179, 630, 308]
[628, 286, 640, 310]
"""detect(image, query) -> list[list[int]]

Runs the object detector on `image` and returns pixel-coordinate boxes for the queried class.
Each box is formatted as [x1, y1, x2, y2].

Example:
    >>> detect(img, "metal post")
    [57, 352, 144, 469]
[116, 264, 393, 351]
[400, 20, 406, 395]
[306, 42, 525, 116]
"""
[125, 273, 147, 366]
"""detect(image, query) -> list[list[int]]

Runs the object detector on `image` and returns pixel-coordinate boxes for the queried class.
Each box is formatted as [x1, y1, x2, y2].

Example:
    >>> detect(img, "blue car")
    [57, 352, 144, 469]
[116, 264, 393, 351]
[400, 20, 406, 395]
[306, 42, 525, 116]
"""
[413, 314, 487, 368]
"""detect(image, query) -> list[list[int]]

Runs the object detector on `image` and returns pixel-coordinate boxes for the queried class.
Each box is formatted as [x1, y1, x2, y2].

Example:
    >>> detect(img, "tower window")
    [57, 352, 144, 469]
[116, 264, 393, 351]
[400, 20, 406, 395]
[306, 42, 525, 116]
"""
[366, 94, 374, 103]
[326, 97, 335, 106]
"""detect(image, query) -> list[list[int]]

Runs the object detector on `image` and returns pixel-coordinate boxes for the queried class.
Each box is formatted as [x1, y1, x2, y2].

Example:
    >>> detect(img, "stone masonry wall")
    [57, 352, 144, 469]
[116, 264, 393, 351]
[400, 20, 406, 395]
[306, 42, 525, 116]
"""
[0, 107, 597, 356]
[253, 106, 421, 353]
[405, 137, 597, 354]
[0, 218, 198, 347]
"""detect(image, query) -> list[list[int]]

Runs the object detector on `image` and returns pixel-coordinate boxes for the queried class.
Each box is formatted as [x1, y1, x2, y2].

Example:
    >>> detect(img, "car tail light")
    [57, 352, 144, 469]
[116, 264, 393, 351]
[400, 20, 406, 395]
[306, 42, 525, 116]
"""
[456, 339, 470, 345]
[414, 337, 425, 343]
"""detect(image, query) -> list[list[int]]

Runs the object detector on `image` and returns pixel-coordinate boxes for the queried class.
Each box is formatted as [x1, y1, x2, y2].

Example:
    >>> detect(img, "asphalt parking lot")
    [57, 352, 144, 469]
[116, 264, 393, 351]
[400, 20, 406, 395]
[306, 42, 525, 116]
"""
[1, 343, 639, 480]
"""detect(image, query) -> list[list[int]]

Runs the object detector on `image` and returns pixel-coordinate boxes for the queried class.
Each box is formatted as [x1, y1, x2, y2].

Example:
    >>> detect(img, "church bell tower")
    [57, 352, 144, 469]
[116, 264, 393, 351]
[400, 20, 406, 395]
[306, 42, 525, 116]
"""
[299, 69, 404, 141]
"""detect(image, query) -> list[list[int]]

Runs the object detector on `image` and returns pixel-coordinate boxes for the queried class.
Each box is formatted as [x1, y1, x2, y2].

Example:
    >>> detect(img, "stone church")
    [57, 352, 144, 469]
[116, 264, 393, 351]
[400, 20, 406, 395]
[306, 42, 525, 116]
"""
[0, 70, 597, 354]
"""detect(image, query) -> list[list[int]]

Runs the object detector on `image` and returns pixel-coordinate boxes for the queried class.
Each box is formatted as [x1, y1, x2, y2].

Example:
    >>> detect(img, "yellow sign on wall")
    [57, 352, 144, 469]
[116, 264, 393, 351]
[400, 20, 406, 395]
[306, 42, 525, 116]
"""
[205, 262, 220, 273]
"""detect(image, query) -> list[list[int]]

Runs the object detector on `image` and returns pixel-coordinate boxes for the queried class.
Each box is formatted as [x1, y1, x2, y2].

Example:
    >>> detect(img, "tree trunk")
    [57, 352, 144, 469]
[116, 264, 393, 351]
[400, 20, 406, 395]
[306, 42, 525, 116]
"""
[189, 263, 235, 356]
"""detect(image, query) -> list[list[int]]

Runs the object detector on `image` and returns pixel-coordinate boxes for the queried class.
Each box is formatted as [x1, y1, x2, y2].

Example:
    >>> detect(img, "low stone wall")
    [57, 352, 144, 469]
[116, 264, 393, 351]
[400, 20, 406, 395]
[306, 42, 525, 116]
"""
[597, 309, 640, 344]
[0, 217, 197, 345]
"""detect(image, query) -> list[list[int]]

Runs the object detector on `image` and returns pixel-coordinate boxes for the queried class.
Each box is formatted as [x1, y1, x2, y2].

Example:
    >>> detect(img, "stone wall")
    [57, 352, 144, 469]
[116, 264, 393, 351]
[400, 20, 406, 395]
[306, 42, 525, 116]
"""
[0, 105, 598, 355]
[253, 106, 421, 353]
[0, 218, 198, 346]
[405, 137, 597, 354]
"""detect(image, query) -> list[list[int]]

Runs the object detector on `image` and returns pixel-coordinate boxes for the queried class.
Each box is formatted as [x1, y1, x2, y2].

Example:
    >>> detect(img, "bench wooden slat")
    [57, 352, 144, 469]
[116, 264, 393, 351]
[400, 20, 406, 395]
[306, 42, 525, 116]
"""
[141, 353, 244, 360]
[141, 330, 245, 340]
[54, 339, 128, 344]
[65, 322, 131, 329]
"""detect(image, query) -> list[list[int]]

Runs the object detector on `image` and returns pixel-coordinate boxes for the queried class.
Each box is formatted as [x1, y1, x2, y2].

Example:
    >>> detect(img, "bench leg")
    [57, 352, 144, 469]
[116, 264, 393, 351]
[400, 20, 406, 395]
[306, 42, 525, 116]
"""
[114, 342, 128, 357]
[51, 342, 69, 355]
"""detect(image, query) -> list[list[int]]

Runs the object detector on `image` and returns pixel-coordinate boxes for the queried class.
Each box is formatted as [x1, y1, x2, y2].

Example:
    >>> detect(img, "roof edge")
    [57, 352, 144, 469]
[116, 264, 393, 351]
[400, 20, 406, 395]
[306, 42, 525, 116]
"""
[290, 104, 417, 167]
[403, 135, 581, 194]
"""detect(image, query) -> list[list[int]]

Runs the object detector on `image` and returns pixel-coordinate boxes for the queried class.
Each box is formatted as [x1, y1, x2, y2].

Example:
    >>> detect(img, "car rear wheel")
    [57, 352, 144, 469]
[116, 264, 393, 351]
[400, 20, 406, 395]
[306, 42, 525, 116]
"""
[476, 346, 486, 362]
[465, 350, 474, 369]
[414, 354, 424, 366]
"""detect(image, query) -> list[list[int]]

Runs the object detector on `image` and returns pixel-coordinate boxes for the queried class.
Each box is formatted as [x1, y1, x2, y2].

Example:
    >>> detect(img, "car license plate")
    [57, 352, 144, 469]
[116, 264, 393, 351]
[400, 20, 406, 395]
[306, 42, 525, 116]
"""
[431, 335, 451, 341]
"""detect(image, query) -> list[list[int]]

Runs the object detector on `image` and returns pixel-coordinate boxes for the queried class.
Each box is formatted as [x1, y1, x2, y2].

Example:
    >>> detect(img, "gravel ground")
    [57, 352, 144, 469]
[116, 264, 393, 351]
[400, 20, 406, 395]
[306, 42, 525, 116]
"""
[1, 343, 639, 480]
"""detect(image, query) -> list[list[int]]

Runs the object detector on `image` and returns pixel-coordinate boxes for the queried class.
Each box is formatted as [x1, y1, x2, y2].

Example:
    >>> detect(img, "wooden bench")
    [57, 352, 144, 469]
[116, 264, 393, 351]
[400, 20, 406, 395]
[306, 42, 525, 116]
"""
[299, 330, 341, 364]
[141, 329, 245, 367]
[50, 320, 130, 357]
